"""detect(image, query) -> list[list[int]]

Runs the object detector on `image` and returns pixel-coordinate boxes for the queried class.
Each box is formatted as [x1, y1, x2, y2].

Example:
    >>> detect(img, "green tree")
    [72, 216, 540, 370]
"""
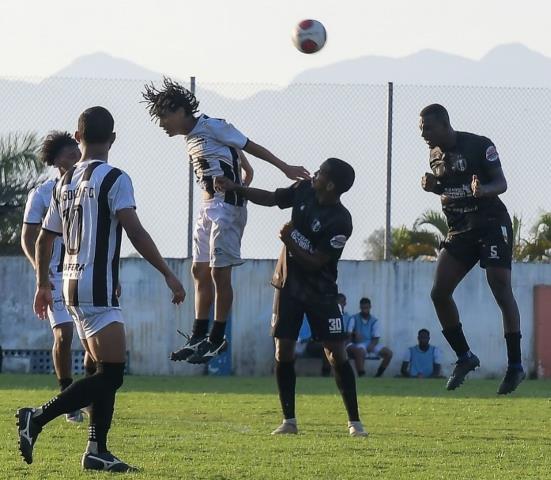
[0, 133, 44, 255]
[517, 213, 551, 262]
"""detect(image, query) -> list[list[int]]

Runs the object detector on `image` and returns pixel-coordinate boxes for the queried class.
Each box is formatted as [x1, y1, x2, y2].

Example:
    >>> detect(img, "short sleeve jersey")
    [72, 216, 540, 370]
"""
[273, 181, 353, 302]
[185, 114, 248, 206]
[429, 132, 508, 233]
[43, 160, 136, 307]
[23, 179, 65, 275]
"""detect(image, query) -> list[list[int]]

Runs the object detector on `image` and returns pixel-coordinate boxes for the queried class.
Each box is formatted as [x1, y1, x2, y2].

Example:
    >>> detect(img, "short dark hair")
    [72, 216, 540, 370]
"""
[360, 297, 371, 305]
[419, 104, 450, 124]
[39, 131, 78, 166]
[418, 328, 430, 336]
[142, 77, 200, 119]
[324, 157, 355, 194]
[78, 106, 114, 144]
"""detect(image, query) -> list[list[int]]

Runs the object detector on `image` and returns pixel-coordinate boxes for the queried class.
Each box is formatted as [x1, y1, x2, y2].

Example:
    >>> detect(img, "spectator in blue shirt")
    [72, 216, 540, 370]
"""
[401, 329, 443, 378]
[346, 297, 393, 377]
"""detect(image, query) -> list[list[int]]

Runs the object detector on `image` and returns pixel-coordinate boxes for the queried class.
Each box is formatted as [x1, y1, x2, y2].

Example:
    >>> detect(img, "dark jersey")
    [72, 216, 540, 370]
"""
[429, 131, 508, 233]
[272, 181, 352, 303]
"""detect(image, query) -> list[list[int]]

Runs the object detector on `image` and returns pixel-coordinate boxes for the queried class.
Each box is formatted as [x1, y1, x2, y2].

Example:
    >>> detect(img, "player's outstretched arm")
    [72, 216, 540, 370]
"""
[33, 229, 56, 319]
[117, 208, 185, 304]
[214, 177, 277, 206]
[243, 140, 310, 180]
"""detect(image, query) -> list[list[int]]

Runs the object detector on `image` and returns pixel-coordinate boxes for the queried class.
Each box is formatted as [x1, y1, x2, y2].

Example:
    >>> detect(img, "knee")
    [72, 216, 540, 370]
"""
[98, 363, 125, 390]
[382, 348, 393, 359]
[53, 327, 73, 350]
[275, 343, 295, 363]
[430, 284, 451, 305]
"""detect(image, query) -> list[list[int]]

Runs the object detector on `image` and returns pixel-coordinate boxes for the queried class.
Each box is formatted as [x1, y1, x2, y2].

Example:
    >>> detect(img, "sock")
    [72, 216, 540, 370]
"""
[334, 362, 360, 422]
[209, 321, 226, 345]
[85, 362, 97, 377]
[504, 332, 522, 369]
[442, 323, 471, 359]
[375, 365, 386, 377]
[33, 362, 123, 428]
[59, 377, 73, 392]
[88, 363, 125, 453]
[275, 361, 296, 420]
[192, 318, 209, 338]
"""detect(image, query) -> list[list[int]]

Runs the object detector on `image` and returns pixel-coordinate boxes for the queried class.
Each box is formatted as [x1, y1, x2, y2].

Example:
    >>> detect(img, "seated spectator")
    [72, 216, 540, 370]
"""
[296, 317, 331, 377]
[401, 329, 443, 378]
[346, 297, 393, 377]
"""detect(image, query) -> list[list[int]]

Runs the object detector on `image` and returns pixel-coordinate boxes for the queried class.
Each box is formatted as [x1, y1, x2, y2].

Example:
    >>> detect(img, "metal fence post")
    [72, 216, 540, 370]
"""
[187, 76, 196, 259]
[384, 82, 394, 261]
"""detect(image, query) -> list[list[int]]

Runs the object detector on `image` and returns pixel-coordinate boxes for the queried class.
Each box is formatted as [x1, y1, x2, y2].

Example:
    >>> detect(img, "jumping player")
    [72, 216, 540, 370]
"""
[420, 104, 524, 394]
[142, 78, 310, 364]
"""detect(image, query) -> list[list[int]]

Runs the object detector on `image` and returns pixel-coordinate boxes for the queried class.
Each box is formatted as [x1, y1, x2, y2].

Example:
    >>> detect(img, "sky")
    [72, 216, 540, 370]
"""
[1, 0, 550, 83]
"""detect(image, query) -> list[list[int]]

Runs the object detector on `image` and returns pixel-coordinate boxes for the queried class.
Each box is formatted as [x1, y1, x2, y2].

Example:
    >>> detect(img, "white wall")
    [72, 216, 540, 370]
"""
[1, 257, 550, 377]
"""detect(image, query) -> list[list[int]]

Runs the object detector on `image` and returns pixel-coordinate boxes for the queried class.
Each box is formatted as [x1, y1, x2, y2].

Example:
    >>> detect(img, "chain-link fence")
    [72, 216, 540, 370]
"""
[1, 77, 549, 259]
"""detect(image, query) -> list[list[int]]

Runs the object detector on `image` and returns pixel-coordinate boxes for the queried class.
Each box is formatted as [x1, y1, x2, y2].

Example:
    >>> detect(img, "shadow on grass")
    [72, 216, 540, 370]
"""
[0, 374, 550, 399]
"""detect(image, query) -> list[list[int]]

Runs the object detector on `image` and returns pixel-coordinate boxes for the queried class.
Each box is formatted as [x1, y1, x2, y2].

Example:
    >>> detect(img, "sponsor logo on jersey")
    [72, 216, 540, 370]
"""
[290, 229, 313, 253]
[486, 145, 499, 162]
[330, 235, 348, 249]
[311, 219, 321, 232]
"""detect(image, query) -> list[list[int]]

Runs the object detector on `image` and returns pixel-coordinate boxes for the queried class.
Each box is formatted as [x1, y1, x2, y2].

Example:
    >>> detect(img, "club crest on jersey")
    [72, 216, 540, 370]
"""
[330, 235, 348, 249]
[486, 145, 499, 162]
[311, 219, 321, 232]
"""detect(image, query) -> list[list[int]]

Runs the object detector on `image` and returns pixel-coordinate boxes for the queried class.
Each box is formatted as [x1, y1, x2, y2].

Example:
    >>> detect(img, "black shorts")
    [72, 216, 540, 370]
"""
[271, 286, 346, 342]
[442, 217, 513, 270]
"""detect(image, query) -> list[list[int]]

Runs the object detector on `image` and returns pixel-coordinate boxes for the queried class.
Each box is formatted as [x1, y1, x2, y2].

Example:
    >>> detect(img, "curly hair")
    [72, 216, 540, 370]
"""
[39, 131, 78, 166]
[142, 77, 200, 119]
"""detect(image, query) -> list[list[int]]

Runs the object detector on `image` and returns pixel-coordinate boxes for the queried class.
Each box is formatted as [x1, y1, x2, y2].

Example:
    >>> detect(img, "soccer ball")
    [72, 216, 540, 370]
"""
[291, 19, 327, 54]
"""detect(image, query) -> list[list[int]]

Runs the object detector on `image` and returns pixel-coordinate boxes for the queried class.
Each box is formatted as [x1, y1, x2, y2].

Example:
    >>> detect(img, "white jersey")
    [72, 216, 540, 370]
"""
[186, 114, 248, 206]
[23, 179, 65, 276]
[43, 160, 136, 307]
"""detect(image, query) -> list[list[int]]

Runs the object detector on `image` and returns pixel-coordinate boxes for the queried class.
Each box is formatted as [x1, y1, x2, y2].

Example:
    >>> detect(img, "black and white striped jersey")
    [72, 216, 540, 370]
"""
[42, 160, 136, 307]
[186, 114, 248, 206]
[23, 179, 65, 275]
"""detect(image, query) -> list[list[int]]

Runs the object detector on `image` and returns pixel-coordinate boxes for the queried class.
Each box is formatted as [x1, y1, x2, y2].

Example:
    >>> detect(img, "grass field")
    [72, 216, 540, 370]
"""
[0, 374, 549, 479]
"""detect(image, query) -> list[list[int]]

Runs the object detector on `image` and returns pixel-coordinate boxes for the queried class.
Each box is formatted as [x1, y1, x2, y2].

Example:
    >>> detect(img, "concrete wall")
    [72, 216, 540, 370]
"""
[1, 257, 550, 377]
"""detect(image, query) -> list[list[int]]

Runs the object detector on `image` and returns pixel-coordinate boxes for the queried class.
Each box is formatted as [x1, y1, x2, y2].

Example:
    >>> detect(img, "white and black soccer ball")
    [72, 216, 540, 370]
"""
[291, 19, 327, 54]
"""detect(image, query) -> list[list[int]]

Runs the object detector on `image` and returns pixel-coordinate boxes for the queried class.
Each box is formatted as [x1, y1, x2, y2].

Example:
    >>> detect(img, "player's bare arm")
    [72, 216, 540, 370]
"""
[279, 222, 331, 271]
[33, 229, 57, 319]
[215, 177, 278, 206]
[243, 140, 310, 180]
[21, 223, 41, 269]
[471, 168, 507, 198]
[238, 149, 254, 186]
[117, 208, 186, 304]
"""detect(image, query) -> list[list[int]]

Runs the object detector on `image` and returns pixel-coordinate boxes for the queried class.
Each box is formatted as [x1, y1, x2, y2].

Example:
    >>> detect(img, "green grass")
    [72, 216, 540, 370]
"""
[1, 374, 550, 479]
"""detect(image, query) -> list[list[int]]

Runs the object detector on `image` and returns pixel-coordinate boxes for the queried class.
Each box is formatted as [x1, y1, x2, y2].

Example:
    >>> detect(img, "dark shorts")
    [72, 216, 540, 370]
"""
[271, 286, 346, 342]
[442, 217, 513, 270]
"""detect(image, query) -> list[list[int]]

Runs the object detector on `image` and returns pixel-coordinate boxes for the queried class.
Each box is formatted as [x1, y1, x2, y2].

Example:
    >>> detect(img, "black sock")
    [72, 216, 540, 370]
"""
[88, 363, 125, 453]
[85, 362, 97, 377]
[375, 365, 386, 377]
[334, 362, 359, 422]
[209, 321, 226, 345]
[275, 361, 296, 420]
[442, 323, 471, 358]
[58, 377, 73, 392]
[504, 332, 522, 368]
[192, 318, 209, 338]
[34, 363, 122, 427]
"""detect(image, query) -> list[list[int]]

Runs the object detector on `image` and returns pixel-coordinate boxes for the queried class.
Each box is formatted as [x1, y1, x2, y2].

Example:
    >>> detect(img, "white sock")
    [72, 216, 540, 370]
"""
[283, 418, 297, 425]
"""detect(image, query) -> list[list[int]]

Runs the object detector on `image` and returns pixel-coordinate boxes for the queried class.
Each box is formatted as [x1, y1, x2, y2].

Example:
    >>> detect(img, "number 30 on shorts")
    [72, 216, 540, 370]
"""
[328, 317, 343, 334]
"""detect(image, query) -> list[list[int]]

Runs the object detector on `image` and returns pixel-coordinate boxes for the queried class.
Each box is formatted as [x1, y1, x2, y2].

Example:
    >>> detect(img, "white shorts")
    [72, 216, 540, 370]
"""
[68, 306, 125, 340]
[48, 276, 73, 329]
[347, 341, 384, 356]
[193, 198, 247, 268]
